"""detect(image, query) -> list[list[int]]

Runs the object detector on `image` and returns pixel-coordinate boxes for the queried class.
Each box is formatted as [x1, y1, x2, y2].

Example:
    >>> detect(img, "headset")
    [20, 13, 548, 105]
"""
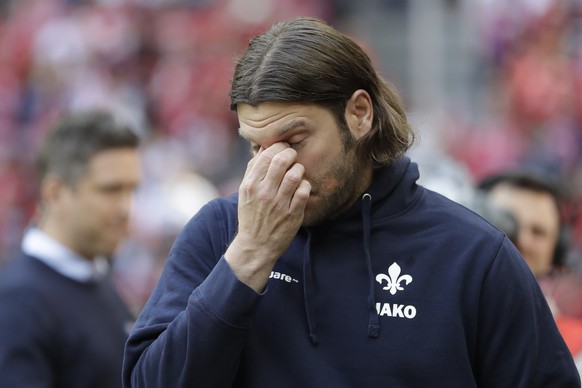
[477, 170, 571, 270]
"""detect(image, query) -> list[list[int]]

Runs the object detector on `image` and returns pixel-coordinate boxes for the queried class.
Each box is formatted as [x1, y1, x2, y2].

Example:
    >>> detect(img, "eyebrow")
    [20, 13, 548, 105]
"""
[238, 118, 308, 142]
[276, 119, 307, 137]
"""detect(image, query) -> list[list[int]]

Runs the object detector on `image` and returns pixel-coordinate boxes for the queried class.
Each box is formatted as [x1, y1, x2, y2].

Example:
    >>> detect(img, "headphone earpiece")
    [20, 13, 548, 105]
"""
[553, 218, 571, 268]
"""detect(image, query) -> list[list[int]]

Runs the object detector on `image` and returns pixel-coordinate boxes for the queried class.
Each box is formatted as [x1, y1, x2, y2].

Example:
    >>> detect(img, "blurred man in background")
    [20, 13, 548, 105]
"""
[478, 171, 567, 278]
[0, 110, 141, 388]
[478, 170, 582, 375]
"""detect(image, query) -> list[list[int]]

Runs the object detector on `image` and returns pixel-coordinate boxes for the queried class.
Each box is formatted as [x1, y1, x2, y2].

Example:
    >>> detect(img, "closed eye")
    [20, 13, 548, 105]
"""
[289, 139, 305, 150]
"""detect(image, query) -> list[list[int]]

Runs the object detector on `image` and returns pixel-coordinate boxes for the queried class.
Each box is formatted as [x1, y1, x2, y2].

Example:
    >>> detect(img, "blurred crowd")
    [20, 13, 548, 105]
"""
[443, 0, 582, 243]
[0, 0, 581, 317]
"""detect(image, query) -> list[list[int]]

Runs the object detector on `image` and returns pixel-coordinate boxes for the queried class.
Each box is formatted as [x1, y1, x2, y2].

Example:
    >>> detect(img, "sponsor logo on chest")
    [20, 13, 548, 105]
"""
[375, 262, 416, 319]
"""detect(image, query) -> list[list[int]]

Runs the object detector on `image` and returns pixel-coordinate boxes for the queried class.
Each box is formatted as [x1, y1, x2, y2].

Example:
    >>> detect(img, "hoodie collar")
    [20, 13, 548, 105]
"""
[320, 156, 419, 229]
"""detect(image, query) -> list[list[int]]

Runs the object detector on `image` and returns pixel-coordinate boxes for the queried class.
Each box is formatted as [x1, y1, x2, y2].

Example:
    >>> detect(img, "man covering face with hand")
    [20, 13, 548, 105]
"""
[123, 17, 579, 388]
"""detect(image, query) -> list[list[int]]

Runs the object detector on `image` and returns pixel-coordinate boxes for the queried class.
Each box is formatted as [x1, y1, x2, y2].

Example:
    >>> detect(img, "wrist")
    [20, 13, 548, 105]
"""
[224, 236, 277, 292]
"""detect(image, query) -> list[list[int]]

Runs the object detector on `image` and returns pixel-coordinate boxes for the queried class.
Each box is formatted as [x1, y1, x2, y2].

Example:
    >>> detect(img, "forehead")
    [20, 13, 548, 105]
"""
[237, 102, 331, 140]
[83, 148, 141, 182]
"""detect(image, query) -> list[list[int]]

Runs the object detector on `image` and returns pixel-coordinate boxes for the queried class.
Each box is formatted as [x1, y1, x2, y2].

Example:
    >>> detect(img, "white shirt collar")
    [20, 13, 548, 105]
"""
[21, 227, 110, 283]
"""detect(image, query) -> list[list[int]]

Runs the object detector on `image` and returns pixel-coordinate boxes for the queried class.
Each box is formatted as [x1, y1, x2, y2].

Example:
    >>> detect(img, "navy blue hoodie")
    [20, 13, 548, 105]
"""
[123, 157, 580, 387]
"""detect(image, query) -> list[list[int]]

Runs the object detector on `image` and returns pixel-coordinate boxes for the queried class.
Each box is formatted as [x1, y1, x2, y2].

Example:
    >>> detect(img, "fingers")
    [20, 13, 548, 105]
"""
[233, 142, 310, 273]
[243, 142, 290, 184]
[262, 148, 298, 193]
[278, 162, 307, 207]
[289, 179, 311, 215]
[239, 142, 309, 214]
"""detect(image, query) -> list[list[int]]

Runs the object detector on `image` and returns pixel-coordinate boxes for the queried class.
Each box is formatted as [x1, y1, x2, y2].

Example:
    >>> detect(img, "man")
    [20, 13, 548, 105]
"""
[0, 110, 142, 387]
[123, 17, 579, 387]
[478, 171, 567, 278]
[478, 170, 582, 377]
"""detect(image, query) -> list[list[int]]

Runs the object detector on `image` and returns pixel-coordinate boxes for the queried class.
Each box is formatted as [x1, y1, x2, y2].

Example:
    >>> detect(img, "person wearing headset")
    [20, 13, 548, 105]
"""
[478, 170, 582, 375]
[478, 171, 568, 279]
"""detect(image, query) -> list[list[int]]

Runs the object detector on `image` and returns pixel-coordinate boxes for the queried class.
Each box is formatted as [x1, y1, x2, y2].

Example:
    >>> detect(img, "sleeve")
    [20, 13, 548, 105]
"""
[123, 200, 263, 388]
[475, 237, 581, 387]
[0, 287, 56, 388]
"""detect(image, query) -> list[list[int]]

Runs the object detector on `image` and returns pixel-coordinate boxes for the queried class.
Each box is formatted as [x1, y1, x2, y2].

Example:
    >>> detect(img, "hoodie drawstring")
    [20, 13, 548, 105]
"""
[362, 193, 380, 338]
[302, 194, 378, 344]
[302, 231, 319, 345]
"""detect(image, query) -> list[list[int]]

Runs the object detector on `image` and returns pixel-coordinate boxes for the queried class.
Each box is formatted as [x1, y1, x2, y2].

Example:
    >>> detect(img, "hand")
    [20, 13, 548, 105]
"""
[225, 142, 311, 291]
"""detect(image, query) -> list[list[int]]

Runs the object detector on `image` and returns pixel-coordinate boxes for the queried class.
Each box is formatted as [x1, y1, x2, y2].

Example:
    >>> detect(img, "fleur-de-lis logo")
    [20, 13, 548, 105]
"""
[375, 262, 413, 295]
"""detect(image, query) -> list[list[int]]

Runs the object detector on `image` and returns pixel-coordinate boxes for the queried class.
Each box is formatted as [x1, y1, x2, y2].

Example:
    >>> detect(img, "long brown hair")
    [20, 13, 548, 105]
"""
[230, 17, 416, 166]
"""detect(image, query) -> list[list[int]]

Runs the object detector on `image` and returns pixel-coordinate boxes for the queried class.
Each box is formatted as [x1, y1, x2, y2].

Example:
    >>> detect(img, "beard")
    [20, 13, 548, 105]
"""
[301, 136, 369, 227]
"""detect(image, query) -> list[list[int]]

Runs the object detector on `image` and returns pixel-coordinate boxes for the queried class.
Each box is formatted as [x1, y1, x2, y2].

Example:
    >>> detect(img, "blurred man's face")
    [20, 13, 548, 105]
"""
[487, 183, 560, 278]
[56, 148, 141, 259]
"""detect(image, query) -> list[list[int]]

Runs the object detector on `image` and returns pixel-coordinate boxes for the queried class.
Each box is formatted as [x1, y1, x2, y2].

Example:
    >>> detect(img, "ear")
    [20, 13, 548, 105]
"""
[344, 89, 373, 139]
[39, 175, 66, 210]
